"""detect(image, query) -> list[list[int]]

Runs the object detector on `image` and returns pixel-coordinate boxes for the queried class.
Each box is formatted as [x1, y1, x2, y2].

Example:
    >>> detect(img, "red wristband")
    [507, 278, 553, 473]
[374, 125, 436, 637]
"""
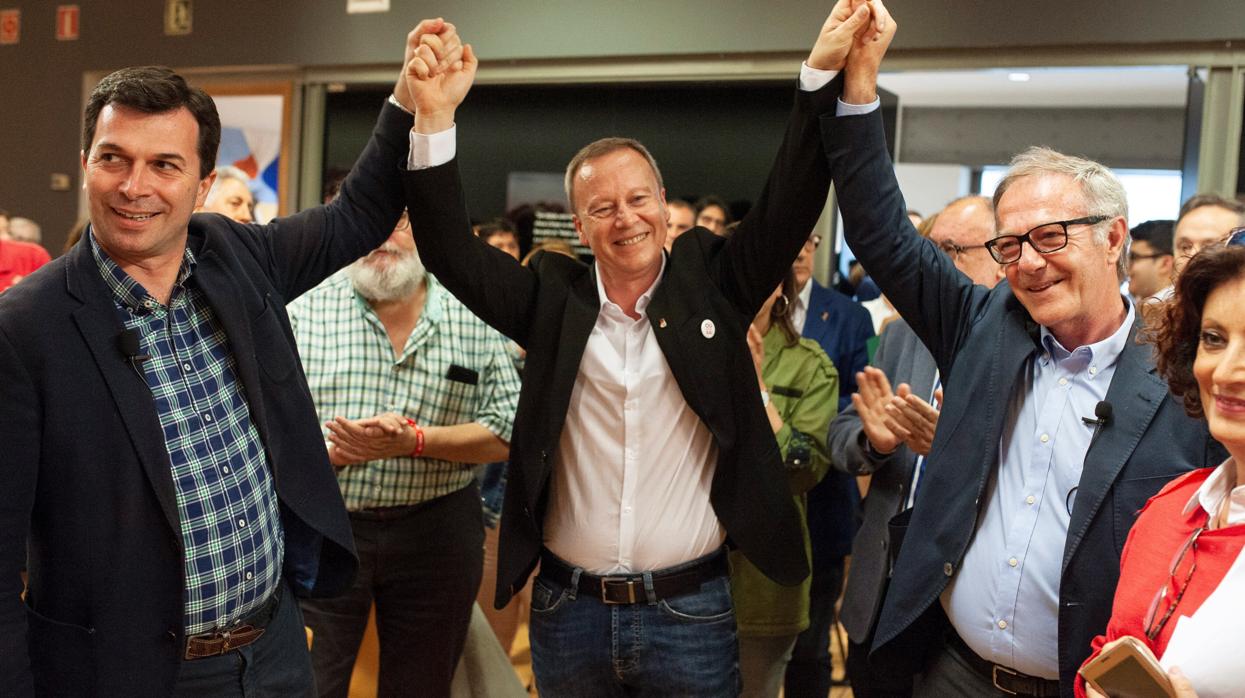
[404, 417, 425, 458]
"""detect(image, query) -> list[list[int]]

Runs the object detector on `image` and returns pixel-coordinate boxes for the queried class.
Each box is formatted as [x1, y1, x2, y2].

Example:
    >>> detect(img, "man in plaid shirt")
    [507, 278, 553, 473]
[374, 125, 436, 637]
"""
[0, 20, 469, 696]
[289, 211, 521, 697]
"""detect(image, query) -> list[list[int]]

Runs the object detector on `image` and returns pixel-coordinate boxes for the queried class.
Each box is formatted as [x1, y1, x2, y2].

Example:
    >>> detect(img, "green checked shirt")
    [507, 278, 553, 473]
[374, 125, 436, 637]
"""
[288, 271, 521, 509]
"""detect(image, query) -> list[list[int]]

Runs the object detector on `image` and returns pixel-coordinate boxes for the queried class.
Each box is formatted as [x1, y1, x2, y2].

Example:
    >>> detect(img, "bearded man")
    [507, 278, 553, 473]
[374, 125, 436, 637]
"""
[287, 209, 522, 697]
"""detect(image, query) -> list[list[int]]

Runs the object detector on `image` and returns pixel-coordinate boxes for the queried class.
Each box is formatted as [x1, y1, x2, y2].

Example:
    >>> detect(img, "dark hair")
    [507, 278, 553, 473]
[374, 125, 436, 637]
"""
[322, 167, 350, 204]
[477, 218, 517, 241]
[1151, 245, 1245, 418]
[83, 66, 220, 179]
[694, 195, 732, 223]
[770, 268, 801, 348]
[1178, 193, 1245, 222]
[1130, 219, 1175, 256]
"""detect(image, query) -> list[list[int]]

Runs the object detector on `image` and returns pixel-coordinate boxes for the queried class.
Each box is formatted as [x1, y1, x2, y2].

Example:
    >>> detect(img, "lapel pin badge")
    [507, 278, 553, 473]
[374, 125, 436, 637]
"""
[701, 319, 716, 339]
[659, 318, 668, 329]
[821, 311, 829, 322]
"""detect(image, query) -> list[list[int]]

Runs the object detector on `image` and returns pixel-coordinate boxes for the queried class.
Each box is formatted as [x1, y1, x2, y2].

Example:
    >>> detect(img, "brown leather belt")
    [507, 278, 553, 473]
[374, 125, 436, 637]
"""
[183, 586, 282, 660]
[946, 629, 1061, 697]
[539, 549, 728, 605]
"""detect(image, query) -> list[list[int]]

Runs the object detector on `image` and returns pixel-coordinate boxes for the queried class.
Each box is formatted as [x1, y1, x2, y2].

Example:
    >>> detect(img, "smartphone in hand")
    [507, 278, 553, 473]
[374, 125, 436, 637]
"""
[1079, 636, 1176, 698]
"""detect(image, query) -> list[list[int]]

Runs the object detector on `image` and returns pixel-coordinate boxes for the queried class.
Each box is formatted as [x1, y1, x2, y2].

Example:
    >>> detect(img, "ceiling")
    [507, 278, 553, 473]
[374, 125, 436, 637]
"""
[878, 65, 1193, 109]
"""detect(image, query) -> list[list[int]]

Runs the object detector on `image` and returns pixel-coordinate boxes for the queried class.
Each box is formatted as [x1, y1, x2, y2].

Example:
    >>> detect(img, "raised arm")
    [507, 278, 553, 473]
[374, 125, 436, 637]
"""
[714, 0, 875, 319]
[821, 0, 989, 368]
[399, 23, 542, 345]
[252, 20, 466, 302]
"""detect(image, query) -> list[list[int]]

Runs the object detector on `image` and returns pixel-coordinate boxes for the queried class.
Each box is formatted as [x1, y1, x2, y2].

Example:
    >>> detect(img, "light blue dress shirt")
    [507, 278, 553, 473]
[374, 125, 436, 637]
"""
[942, 297, 1136, 678]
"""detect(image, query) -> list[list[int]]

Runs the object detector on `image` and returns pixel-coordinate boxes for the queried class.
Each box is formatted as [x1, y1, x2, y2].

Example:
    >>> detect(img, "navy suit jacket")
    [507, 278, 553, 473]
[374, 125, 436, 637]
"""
[821, 102, 1224, 695]
[404, 79, 841, 609]
[801, 281, 873, 567]
[0, 102, 411, 696]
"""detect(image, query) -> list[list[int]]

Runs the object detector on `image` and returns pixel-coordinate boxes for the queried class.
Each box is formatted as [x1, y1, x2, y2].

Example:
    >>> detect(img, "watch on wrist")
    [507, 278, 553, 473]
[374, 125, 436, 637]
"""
[388, 94, 415, 116]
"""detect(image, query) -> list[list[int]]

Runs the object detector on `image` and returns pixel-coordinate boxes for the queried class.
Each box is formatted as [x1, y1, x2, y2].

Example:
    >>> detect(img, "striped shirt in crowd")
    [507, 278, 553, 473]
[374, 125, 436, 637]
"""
[288, 270, 521, 509]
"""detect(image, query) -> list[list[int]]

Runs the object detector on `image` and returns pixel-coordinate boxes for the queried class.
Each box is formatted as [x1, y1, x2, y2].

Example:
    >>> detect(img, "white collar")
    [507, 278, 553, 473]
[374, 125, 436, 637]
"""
[796, 277, 814, 311]
[593, 252, 667, 319]
[1183, 458, 1245, 527]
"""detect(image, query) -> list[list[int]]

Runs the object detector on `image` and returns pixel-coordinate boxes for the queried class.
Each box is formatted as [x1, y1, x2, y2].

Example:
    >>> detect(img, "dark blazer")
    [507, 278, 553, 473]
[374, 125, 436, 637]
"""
[828, 319, 936, 644]
[405, 80, 840, 608]
[801, 280, 874, 568]
[0, 103, 411, 696]
[821, 104, 1225, 695]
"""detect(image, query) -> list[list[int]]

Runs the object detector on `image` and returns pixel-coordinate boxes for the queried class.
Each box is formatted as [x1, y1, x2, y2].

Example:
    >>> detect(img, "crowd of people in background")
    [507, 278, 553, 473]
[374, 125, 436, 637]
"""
[5, 2, 1245, 698]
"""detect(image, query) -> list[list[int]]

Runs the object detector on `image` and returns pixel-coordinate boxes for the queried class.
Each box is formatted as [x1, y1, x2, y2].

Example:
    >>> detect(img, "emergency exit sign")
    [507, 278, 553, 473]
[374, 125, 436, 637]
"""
[0, 9, 19, 45]
[56, 5, 78, 41]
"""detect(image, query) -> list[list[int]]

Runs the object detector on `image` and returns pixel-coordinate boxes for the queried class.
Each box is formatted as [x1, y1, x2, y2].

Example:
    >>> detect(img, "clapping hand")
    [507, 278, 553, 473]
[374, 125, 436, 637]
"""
[324, 412, 416, 466]
[853, 366, 940, 456]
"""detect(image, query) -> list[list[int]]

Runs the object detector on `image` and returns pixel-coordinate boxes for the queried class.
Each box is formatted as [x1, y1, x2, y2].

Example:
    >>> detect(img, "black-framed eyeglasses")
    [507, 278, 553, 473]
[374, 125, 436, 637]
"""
[1143, 525, 1204, 641]
[937, 240, 989, 261]
[984, 215, 1110, 264]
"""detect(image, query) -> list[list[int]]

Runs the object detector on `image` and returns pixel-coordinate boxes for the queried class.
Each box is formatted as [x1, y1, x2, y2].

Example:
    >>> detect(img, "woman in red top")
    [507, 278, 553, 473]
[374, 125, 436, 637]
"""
[1079, 239, 1245, 698]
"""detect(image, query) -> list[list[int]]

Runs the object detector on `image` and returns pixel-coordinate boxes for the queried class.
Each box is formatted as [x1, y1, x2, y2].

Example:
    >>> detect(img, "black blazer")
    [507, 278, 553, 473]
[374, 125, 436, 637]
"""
[405, 79, 841, 608]
[0, 102, 411, 696]
[821, 103, 1224, 695]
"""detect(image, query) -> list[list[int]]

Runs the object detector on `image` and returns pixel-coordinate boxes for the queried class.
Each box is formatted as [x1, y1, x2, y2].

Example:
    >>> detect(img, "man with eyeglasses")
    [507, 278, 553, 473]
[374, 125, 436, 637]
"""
[929, 195, 1005, 289]
[818, 4, 1223, 696]
[289, 209, 522, 696]
[829, 193, 1002, 698]
[1172, 194, 1245, 278]
[1125, 219, 1175, 305]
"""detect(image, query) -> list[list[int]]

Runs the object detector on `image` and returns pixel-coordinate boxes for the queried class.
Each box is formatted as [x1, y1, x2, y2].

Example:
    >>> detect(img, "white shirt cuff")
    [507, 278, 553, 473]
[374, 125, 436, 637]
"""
[799, 62, 839, 92]
[407, 125, 457, 170]
[837, 97, 881, 117]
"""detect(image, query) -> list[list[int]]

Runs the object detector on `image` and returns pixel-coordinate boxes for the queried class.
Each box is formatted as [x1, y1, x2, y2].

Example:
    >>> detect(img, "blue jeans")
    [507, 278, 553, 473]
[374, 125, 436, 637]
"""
[173, 581, 313, 697]
[477, 461, 508, 529]
[529, 554, 741, 697]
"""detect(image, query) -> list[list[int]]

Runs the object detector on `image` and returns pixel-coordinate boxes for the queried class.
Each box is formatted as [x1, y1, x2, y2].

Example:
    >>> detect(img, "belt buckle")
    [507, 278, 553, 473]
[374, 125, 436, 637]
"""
[599, 576, 637, 604]
[992, 665, 1020, 695]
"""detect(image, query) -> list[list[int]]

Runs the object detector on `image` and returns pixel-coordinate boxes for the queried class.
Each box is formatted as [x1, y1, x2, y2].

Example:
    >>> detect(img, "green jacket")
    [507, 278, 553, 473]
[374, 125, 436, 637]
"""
[730, 326, 839, 636]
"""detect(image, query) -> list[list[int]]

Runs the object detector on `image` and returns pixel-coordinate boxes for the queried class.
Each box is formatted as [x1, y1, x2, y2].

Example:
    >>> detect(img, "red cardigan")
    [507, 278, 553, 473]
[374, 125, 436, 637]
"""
[1075, 466, 1245, 697]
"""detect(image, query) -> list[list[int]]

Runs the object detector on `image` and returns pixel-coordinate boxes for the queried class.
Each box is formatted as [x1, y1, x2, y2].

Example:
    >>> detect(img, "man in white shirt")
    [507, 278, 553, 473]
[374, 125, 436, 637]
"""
[396, 2, 884, 694]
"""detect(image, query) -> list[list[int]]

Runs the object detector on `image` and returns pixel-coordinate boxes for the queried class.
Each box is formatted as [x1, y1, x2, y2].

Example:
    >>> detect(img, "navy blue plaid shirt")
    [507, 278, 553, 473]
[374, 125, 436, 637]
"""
[90, 231, 283, 635]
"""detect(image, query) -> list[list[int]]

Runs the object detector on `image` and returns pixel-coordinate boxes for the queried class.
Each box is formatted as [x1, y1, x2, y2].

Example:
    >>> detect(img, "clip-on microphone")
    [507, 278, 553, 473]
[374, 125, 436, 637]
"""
[117, 329, 151, 379]
[1082, 400, 1113, 447]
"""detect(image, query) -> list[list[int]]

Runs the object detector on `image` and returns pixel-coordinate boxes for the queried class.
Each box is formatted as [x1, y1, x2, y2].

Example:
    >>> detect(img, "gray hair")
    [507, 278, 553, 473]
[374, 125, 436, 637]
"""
[205, 165, 251, 206]
[993, 146, 1130, 280]
[564, 137, 664, 212]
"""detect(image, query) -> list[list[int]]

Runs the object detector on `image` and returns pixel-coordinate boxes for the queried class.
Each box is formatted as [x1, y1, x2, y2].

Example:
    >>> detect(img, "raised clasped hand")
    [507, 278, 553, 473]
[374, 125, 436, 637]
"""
[807, 0, 886, 72]
[394, 18, 478, 133]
